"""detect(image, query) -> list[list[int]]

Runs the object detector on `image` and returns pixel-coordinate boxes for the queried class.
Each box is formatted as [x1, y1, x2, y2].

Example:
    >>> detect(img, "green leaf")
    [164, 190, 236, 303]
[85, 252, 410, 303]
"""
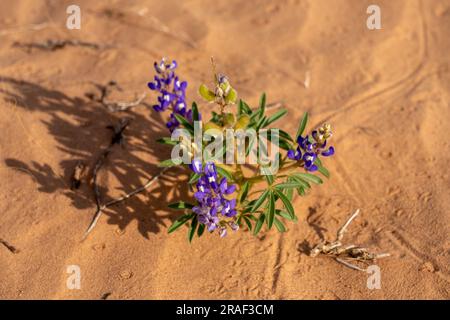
[276, 209, 297, 221]
[238, 99, 252, 115]
[188, 216, 198, 243]
[199, 84, 215, 102]
[296, 112, 309, 139]
[156, 137, 177, 145]
[168, 213, 194, 233]
[255, 115, 267, 131]
[216, 166, 233, 181]
[174, 113, 194, 132]
[285, 187, 293, 202]
[274, 182, 305, 189]
[273, 189, 295, 219]
[267, 192, 275, 229]
[253, 213, 265, 235]
[242, 216, 253, 230]
[274, 217, 286, 232]
[264, 109, 288, 127]
[192, 102, 200, 121]
[250, 189, 270, 213]
[293, 172, 323, 184]
[188, 172, 201, 184]
[197, 223, 205, 237]
[318, 166, 330, 178]
[239, 181, 250, 203]
[264, 173, 274, 185]
[158, 158, 180, 167]
[278, 129, 294, 142]
[168, 201, 194, 210]
[258, 92, 266, 119]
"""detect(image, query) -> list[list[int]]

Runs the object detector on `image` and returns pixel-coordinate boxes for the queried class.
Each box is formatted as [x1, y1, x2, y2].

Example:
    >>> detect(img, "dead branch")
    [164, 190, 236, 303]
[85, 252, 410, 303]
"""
[86, 81, 147, 112]
[310, 209, 390, 271]
[0, 238, 20, 254]
[12, 39, 108, 52]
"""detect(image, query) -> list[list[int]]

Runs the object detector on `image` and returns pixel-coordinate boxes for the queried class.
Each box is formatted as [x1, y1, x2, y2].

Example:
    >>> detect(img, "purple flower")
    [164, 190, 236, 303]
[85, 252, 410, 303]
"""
[148, 58, 200, 132]
[190, 161, 238, 237]
[288, 124, 334, 172]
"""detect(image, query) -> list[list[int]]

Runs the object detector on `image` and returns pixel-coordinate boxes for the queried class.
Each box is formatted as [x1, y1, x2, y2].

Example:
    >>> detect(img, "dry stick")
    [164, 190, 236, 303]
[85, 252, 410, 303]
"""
[310, 209, 390, 271]
[83, 119, 130, 240]
[104, 93, 147, 112]
[12, 39, 107, 51]
[88, 81, 147, 112]
[0, 238, 20, 254]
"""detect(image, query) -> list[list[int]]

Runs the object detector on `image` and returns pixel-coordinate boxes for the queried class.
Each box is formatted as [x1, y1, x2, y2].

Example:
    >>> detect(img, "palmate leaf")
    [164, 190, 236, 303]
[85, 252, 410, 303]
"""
[242, 216, 253, 231]
[191, 102, 200, 121]
[174, 113, 194, 132]
[238, 99, 252, 115]
[258, 92, 266, 119]
[188, 172, 201, 184]
[274, 217, 286, 232]
[292, 172, 323, 184]
[250, 189, 270, 213]
[188, 215, 198, 243]
[168, 213, 195, 233]
[274, 181, 305, 190]
[239, 181, 250, 203]
[296, 111, 309, 139]
[216, 165, 234, 181]
[276, 209, 297, 222]
[197, 223, 205, 237]
[253, 213, 265, 235]
[273, 188, 295, 219]
[264, 109, 288, 127]
[267, 192, 275, 229]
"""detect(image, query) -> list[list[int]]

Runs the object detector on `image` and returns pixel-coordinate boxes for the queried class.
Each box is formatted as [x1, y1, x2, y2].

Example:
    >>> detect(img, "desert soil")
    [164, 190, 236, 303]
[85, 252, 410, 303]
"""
[0, 0, 449, 299]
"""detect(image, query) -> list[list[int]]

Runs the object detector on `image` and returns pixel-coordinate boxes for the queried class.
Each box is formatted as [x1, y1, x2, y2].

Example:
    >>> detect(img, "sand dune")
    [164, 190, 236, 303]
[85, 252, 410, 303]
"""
[0, 0, 449, 299]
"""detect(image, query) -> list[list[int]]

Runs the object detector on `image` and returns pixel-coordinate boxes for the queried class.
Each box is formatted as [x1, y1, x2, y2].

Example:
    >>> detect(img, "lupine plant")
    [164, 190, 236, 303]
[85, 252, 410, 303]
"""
[148, 58, 335, 242]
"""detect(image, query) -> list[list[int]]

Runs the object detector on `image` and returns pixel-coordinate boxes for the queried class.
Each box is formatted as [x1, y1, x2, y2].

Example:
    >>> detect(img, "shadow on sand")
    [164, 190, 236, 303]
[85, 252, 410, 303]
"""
[1, 76, 190, 238]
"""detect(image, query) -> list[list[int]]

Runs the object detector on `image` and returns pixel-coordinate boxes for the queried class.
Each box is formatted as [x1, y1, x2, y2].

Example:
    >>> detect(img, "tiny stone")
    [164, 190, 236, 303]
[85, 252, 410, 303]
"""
[119, 270, 133, 279]
[420, 261, 436, 273]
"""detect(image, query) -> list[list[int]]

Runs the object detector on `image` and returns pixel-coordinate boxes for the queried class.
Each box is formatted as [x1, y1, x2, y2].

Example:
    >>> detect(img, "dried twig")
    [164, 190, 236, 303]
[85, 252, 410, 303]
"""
[0, 238, 20, 254]
[104, 93, 147, 112]
[83, 119, 130, 238]
[82, 118, 169, 239]
[310, 209, 390, 271]
[12, 39, 108, 52]
[86, 81, 147, 112]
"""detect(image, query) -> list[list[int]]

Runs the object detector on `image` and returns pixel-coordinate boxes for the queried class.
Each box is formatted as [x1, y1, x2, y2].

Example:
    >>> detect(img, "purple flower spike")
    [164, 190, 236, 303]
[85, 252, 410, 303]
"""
[148, 58, 196, 131]
[189, 161, 238, 237]
[287, 124, 334, 172]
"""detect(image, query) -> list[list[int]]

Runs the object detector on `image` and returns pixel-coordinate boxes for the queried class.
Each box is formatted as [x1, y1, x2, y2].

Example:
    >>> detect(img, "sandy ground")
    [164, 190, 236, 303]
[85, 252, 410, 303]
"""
[0, 0, 449, 299]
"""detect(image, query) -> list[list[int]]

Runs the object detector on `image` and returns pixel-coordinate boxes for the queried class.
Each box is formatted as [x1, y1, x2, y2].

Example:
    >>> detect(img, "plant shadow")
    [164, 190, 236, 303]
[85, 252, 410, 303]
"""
[1, 76, 190, 239]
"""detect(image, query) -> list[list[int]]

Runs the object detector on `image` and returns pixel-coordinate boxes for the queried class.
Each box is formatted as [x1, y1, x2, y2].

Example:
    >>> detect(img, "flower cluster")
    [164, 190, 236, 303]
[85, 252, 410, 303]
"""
[287, 123, 335, 171]
[148, 58, 199, 132]
[189, 159, 238, 237]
